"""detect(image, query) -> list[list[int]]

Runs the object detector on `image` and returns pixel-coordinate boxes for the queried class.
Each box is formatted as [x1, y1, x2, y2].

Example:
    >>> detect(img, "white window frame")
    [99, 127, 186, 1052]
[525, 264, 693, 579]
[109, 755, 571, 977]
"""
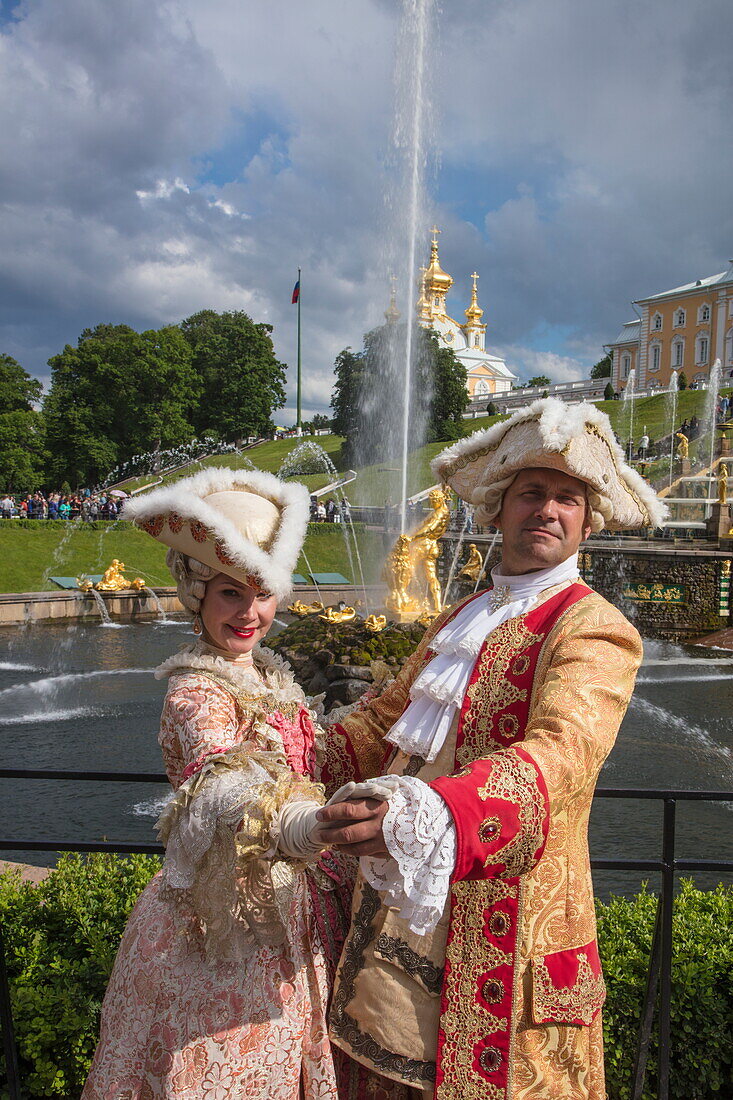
[652, 312, 663, 331]
[674, 308, 686, 327]
[698, 303, 711, 323]
[649, 343, 661, 371]
[622, 353, 631, 378]
[696, 333, 709, 364]
[473, 378, 490, 396]
[671, 338, 684, 368]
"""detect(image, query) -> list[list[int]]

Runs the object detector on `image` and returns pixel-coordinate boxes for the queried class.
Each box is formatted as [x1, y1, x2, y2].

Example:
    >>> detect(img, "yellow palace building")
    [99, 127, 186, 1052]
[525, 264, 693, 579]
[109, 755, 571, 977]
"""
[415, 228, 517, 399]
[608, 262, 733, 393]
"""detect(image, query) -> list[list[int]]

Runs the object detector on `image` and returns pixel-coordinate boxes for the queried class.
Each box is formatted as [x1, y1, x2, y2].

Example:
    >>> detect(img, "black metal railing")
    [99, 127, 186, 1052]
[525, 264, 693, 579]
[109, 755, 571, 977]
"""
[0, 771, 730, 1100]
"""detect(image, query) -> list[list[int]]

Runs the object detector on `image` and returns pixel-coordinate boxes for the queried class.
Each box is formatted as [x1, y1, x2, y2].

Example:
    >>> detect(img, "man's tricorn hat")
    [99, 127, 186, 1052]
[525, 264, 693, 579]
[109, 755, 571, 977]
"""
[431, 398, 667, 531]
[123, 467, 310, 599]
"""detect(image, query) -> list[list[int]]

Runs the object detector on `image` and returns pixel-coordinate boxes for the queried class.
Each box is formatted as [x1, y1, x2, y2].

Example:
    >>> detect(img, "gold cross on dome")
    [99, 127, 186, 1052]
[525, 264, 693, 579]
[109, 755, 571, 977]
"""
[471, 271, 480, 290]
[430, 224, 441, 245]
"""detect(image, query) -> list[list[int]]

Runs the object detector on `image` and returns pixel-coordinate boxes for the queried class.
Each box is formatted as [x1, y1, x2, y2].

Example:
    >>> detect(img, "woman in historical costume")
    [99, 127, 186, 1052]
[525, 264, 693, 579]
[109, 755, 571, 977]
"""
[82, 468, 361, 1100]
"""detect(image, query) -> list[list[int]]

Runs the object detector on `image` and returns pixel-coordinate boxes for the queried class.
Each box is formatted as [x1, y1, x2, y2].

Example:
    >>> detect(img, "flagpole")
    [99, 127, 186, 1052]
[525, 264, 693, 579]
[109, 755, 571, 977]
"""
[296, 266, 302, 433]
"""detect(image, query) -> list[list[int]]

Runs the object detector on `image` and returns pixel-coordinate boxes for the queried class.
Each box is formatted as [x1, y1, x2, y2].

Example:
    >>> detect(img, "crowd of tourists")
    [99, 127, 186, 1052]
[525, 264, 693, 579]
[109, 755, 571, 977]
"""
[309, 496, 351, 523]
[0, 490, 123, 521]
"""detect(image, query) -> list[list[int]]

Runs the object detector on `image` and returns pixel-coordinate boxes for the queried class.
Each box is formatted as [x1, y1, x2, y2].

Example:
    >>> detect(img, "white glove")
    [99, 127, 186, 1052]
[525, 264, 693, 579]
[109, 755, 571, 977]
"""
[275, 800, 326, 860]
[325, 777, 400, 806]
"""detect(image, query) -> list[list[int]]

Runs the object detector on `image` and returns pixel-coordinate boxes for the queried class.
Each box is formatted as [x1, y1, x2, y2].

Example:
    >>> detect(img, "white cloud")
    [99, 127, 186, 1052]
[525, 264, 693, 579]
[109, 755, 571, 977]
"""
[0, 0, 731, 431]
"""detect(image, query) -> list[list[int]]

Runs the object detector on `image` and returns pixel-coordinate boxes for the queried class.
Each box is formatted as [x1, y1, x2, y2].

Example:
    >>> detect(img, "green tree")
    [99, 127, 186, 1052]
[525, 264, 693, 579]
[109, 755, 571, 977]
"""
[0, 354, 46, 491]
[180, 310, 287, 443]
[604, 381, 615, 400]
[311, 413, 331, 431]
[331, 346, 368, 463]
[678, 371, 688, 391]
[591, 353, 612, 379]
[331, 324, 468, 465]
[526, 374, 551, 387]
[44, 324, 200, 486]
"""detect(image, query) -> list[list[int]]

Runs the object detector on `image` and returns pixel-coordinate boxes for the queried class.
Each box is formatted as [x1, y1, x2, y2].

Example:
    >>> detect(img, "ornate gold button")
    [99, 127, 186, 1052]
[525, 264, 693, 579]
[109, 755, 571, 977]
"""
[481, 978, 504, 1004]
[479, 1046, 502, 1074]
[489, 912, 510, 937]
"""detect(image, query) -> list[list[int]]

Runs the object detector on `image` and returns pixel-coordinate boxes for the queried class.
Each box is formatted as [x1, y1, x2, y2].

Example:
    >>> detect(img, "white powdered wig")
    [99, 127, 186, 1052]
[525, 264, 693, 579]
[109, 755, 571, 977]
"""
[124, 467, 311, 601]
[432, 398, 668, 532]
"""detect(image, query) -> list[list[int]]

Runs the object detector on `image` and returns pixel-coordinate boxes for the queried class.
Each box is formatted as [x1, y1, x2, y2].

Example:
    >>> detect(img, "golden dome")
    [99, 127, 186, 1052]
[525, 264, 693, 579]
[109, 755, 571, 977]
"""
[424, 226, 453, 296]
[465, 272, 485, 325]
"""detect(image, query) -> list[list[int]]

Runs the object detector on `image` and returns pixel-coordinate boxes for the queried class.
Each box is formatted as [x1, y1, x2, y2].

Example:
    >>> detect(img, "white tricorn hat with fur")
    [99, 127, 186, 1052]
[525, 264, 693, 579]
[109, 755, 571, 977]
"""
[432, 398, 667, 531]
[123, 467, 310, 600]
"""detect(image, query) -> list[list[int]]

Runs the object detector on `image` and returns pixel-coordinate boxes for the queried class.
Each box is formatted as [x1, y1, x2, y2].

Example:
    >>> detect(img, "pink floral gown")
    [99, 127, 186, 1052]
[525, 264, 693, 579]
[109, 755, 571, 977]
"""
[82, 644, 347, 1100]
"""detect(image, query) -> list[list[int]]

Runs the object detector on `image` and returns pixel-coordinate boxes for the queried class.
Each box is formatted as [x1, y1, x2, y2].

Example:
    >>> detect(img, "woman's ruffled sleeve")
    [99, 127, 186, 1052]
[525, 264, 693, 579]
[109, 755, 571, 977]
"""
[156, 674, 325, 961]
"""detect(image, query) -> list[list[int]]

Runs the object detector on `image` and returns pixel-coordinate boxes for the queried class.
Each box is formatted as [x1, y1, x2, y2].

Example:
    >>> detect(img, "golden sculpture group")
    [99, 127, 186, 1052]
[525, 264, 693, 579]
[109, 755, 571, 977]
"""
[77, 560, 147, 592]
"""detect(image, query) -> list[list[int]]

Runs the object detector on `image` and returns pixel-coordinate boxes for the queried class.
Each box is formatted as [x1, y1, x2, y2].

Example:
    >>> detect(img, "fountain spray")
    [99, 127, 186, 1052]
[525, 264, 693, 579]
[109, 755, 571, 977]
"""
[706, 358, 722, 502]
[667, 370, 678, 487]
[392, 0, 435, 533]
[623, 367, 636, 462]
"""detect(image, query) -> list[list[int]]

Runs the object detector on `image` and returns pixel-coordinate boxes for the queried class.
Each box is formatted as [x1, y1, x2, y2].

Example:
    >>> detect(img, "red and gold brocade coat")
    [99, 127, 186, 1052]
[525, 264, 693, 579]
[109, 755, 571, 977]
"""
[320, 580, 642, 1100]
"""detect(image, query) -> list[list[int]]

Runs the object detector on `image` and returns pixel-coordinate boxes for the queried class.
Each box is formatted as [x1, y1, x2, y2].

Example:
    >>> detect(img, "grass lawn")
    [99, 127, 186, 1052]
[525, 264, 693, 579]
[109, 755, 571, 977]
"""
[0, 521, 384, 594]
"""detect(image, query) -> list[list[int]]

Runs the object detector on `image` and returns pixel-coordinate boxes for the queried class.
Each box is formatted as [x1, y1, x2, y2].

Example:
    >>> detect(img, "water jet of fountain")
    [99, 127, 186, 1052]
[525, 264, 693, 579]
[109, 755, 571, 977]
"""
[141, 586, 166, 620]
[666, 370, 678, 487]
[622, 368, 636, 462]
[475, 531, 500, 593]
[88, 589, 112, 625]
[705, 358, 722, 503]
[278, 441, 369, 610]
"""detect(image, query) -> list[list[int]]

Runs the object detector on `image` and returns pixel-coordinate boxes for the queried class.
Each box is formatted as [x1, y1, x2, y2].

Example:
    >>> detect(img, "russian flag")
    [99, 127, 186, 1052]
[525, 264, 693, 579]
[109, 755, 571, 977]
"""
[291, 279, 300, 304]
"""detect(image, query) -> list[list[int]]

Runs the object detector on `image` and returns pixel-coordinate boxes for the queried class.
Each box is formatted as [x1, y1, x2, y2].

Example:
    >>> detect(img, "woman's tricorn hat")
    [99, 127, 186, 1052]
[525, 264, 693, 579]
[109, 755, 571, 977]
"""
[123, 467, 310, 599]
[431, 398, 667, 531]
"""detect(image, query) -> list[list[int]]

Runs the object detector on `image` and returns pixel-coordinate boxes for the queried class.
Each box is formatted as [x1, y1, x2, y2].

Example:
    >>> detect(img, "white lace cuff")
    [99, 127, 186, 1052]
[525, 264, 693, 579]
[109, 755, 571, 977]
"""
[360, 775, 456, 935]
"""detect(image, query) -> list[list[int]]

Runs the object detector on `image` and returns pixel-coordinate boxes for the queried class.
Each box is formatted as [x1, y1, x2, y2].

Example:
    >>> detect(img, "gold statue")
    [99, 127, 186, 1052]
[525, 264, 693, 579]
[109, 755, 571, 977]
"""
[458, 542, 484, 584]
[384, 535, 419, 617]
[287, 600, 324, 617]
[408, 487, 450, 616]
[364, 614, 387, 633]
[719, 463, 728, 505]
[676, 432, 689, 460]
[78, 560, 147, 592]
[318, 604, 356, 624]
[384, 488, 451, 619]
[96, 560, 132, 591]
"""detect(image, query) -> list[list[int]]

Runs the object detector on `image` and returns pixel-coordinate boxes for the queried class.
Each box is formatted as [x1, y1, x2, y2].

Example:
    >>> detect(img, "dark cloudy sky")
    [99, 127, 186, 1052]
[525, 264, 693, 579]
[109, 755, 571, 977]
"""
[1, 0, 731, 423]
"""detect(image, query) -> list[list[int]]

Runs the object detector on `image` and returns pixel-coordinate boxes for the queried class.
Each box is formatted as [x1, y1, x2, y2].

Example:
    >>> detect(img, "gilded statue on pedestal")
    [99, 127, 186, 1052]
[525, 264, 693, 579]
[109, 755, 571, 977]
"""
[384, 535, 419, 617]
[408, 487, 450, 615]
[718, 462, 728, 506]
[384, 487, 451, 619]
[675, 432, 689, 460]
[458, 542, 484, 585]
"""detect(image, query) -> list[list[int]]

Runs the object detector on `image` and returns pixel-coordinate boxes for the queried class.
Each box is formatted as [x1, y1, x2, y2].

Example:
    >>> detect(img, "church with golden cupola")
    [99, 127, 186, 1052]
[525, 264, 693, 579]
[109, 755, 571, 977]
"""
[416, 227, 517, 399]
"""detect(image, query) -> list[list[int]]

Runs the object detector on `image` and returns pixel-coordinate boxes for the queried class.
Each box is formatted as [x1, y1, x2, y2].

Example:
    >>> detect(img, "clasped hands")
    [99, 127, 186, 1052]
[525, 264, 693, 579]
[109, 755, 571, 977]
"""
[276, 780, 393, 861]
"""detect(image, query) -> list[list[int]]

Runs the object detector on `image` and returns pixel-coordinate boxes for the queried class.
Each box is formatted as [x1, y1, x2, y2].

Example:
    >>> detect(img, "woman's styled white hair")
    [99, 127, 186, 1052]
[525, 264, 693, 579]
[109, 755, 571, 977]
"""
[166, 549, 217, 618]
[471, 471, 612, 534]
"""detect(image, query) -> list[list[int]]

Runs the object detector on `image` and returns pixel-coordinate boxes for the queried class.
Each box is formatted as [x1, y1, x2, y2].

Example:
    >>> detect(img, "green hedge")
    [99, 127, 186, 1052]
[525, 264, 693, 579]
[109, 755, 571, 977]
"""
[0, 855, 161, 1097]
[0, 859, 730, 1097]
[597, 881, 733, 1099]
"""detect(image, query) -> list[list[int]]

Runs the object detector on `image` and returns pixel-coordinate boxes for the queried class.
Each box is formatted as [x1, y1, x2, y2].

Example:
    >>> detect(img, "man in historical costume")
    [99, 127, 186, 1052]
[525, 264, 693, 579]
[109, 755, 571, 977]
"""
[315, 399, 667, 1100]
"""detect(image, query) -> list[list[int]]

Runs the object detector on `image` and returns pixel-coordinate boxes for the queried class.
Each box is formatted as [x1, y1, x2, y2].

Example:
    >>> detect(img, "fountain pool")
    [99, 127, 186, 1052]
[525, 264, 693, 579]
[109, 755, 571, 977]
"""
[1, 618, 731, 899]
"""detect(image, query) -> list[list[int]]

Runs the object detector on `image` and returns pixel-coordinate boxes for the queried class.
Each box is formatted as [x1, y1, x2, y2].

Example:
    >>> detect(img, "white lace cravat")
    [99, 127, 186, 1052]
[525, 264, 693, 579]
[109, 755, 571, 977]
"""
[362, 553, 581, 934]
[386, 552, 580, 763]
